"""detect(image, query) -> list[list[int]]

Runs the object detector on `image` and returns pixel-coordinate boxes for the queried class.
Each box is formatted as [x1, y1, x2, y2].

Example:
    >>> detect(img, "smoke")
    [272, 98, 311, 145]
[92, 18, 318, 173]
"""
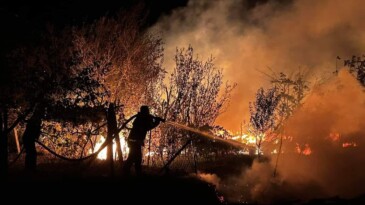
[150, 1, 365, 202]
[231, 160, 330, 203]
[151, 0, 365, 131]
[194, 172, 221, 189]
[280, 69, 365, 198]
[197, 159, 326, 203]
[206, 70, 365, 203]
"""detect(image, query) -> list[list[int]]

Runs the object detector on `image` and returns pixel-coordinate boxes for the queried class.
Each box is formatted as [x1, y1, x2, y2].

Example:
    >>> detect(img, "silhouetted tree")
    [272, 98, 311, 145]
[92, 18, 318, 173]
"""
[271, 71, 309, 123]
[68, 9, 164, 166]
[249, 87, 279, 157]
[0, 61, 25, 177]
[267, 70, 310, 175]
[344, 55, 365, 86]
[155, 46, 235, 162]
[7, 9, 164, 172]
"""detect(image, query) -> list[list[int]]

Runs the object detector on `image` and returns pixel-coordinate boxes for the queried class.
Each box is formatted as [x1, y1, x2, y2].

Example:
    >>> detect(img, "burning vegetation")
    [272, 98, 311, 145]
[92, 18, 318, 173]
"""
[2, 1, 365, 204]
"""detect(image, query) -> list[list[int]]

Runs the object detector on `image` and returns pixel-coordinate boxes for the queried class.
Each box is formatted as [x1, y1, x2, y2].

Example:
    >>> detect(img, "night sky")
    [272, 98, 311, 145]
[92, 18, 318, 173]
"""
[0, 0, 275, 51]
[0, 0, 186, 50]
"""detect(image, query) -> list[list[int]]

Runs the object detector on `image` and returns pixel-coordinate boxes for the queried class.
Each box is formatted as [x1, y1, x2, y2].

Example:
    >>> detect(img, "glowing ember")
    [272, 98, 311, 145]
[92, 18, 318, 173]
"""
[89, 134, 129, 160]
[302, 144, 312, 155]
[296, 143, 312, 155]
[342, 142, 357, 148]
[296, 143, 301, 153]
[329, 132, 340, 141]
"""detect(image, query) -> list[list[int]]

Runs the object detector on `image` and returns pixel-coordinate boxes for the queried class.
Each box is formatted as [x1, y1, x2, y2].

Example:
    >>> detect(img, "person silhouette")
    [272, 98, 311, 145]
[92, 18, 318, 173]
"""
[123, 105, 165, 176]
[23, 105, 44, 172]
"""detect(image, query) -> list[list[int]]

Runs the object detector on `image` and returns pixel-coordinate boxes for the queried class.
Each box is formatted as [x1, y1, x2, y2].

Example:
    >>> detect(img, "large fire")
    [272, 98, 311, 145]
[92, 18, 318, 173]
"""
[231, 134, 256, 145]
[230, 133, 259, 155]
[87, 129, 358, 160]
[89, 134, 129, 160]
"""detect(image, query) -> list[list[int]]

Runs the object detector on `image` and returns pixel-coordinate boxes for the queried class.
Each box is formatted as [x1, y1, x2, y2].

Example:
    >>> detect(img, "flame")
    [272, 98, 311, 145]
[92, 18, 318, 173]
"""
[329, 132, 340, 141]
[342, 142, 357, 148]
[231, 134, 257, 145]
[217, 130, 225, 136]
[89, 134, 129, 160]
[296, 143, 312, 155]
[145, 151, 155, 157]
[231, 133, 261, 155]
[302, 144, 312, 155]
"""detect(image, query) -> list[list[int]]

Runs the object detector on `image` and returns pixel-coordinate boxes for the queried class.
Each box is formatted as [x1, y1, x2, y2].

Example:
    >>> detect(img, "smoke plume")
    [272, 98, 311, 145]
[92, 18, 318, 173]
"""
[151, 1, 365, 202]
[204, 70, 365, 203]
[280, 69, 365, 198]
[151, 0, 365, 131]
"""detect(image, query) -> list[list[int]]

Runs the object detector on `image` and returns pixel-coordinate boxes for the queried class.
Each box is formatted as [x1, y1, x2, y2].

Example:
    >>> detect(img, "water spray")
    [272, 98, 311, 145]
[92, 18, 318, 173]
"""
[164, 121, 250, 149]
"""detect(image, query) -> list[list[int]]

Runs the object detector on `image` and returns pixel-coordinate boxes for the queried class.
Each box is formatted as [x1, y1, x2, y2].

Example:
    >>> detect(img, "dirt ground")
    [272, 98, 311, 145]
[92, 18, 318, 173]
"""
[4, 155, 365, 205]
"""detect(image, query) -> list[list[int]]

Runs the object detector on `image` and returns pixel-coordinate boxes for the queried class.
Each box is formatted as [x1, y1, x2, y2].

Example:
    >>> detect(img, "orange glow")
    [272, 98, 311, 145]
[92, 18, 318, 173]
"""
[296, 143, 312, 155]
[89, 134, 129, 160]
[329, 132, 340, 141]
[230, 132, 262, 155]
[231, 134, 257, 146]
[296, 143, 301, 153]
[342, 142, 357, 148]
[302, 144, 312, 155]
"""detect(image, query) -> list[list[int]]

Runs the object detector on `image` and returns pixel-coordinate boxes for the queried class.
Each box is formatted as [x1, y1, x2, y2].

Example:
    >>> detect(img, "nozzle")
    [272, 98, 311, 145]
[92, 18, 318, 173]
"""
[156, 117, 166, 123]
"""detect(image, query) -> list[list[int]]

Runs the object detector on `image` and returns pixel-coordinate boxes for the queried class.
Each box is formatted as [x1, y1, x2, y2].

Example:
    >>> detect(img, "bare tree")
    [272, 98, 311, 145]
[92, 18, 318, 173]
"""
[249, 87, 279, 158]
[271, 71, 310, 124]
[155, 45, 235, 162]
[267, 71, 310, 175]
[71, 10, 164, 113]
[0, 25, 78, 175]
[69, 10, 164, 167]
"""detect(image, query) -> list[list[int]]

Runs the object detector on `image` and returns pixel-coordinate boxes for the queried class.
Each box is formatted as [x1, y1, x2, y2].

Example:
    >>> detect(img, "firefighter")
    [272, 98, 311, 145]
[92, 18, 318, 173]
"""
[123, 105, 165, 176]
[23, 105, 44, 171]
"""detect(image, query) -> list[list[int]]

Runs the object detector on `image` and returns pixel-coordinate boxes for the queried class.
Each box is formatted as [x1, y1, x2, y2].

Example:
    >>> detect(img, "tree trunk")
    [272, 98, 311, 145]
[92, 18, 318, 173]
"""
[106, 135, 114, 176]
[14, 128, 21, 154]
[147, 131, 151, 166]
[106, 103, 118, 176]
[0, 109, 8, 178]
[23, 106, 43, 172]
[191, 140, 198, 174]
[114, 135, 123, 165]
[109, 104, 123, 165]
[274, 128, 284, 177]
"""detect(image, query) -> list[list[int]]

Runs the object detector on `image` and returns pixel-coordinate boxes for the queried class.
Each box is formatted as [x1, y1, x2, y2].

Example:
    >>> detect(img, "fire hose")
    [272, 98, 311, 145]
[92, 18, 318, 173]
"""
[34, 115, 137, 162]
[9, 146, 25, 166]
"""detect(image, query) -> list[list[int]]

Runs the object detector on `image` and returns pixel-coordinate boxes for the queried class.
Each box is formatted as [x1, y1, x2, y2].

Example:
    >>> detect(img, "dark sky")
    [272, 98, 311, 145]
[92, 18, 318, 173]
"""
[0, 0, 272, 51]
[0, 0, 191, 54]
[1, 0, 190, 27]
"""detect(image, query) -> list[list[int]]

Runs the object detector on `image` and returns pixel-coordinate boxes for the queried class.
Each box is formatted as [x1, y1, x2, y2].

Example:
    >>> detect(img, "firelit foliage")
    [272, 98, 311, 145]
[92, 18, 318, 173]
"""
[344, 55, 365, 86]
[154, 45, 235, 159]
[271, 71, 310, 125]
[71, 11, 164, 113]
[249, 87, 280, 155]
[6, 9, 164, 162]
[249, 88, 280, 134]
